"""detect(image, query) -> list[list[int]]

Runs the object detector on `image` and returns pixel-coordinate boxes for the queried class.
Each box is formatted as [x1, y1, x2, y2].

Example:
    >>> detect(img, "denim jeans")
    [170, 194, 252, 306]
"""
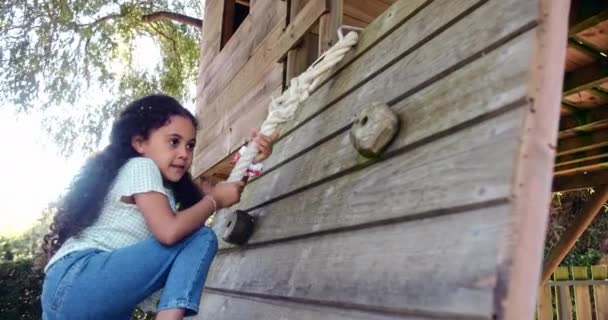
[41, 227, 218, 320]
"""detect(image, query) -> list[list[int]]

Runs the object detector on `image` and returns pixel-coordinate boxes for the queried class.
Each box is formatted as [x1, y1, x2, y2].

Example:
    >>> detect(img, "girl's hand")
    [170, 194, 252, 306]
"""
[209, 181, 245, 208]
[251, 128, 277, 163]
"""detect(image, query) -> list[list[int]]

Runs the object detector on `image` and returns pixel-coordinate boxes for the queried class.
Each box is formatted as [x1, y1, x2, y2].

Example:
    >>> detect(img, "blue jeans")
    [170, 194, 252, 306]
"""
[41, 227, 218, 320]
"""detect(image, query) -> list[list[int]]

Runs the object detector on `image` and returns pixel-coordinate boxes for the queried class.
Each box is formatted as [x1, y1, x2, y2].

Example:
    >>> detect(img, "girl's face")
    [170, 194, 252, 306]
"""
[132, 115, 196, 182]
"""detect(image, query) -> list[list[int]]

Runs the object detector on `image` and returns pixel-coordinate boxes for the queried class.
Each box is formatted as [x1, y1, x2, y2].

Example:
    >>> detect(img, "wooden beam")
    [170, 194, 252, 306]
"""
[559, 106, 608, 131]
[541, 184, 608, 284]
[563, 59, 608, 95]
[557, 127, 608, 156]
[570, 9, 608, 35]
[286, 0, 317, 82]
[500, 0, 569, 318]
[192, 0, 328, 176]
[559, 118, 608, 139]
[556, 151, 608, 167]
[554, 160, 608, 176]
[553, 169, 608, 191]
[196, 0, 224, 99]
[197, 0, 285, 110]
[318, 0, 343, 54]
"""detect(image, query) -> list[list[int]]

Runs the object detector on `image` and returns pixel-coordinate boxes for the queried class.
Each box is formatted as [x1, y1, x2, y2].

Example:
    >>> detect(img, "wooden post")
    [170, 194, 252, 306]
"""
[536, 284, 554, 320]
[591, 265, 608, 319]
[286, 0, 317, 82]
[572, 266, 592, 320]
[318, 0, 343, 54]
[541, 184, 608, 283]
[555, 267, 573, 320]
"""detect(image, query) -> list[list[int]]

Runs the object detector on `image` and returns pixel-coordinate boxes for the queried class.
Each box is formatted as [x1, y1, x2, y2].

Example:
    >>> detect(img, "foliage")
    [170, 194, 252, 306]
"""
[0, 0, 201, 156]
[545, 190, 608, 266]
[0, 259, 43, 320]
[0, 208, 54, 263]
[0, 205, 155, 319]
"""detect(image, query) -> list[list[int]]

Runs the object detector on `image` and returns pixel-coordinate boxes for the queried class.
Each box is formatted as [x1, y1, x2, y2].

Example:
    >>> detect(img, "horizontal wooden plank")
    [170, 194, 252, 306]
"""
[192, 64, 283, 177]
[237, 14, 535, 212]
[343, 0, 390, 25]
[208, 204, 508, 319]
[557, 127, 608, 156]
[197, 0, 285, 108]
[192, 0, 430, 176]
[226, 69, 283, 151]
[196, 0, 224, 89]
[261, 0, 535, 175]
[193, 0, 328, 176]
[276, 0, 485, 141]
[215, 30, 533, 248]
[213, 108, 522, 249]
[198, 290, 430, 320]
[563, 60, 608, 95]
[563, 88, 608, 109]
[556, 151, 608, 167]
[552, 170, 608, 191]
[554, 161, 608, 176]
[565, 45, 595, 72]
[558, 106, 608, 131]
[337, 0, 431, 77]
[558, 119, 608, 139]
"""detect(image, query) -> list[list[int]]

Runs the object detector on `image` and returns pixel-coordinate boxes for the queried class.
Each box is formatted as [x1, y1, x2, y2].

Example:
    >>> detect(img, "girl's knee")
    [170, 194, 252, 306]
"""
[192, 227, 218, 253]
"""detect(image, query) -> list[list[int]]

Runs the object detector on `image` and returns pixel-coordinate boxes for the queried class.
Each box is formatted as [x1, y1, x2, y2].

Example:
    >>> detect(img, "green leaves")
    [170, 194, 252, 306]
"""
[547, 190, 608, 266]
[0, 0, 201, 157]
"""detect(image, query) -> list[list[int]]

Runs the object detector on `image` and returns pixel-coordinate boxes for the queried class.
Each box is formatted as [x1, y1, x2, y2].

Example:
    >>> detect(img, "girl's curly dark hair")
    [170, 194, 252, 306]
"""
[37, 94, 202, 268]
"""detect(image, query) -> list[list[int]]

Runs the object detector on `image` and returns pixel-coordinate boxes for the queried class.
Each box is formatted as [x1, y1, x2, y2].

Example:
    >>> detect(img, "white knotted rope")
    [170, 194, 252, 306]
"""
[227, 31, 359, 182]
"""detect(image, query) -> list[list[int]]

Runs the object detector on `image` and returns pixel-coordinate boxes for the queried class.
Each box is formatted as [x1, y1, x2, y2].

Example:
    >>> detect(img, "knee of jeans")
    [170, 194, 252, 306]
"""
[193, 227, 218, 253]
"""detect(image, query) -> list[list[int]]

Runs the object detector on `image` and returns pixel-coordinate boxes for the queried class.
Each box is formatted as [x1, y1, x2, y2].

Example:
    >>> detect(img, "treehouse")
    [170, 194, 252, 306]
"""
[187, 0, 599, 319]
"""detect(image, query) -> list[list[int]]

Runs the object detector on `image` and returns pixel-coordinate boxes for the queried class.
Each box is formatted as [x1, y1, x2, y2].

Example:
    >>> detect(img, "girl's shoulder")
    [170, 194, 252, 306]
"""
[120, 157, 159, 174]
[113, 157, 164, 192]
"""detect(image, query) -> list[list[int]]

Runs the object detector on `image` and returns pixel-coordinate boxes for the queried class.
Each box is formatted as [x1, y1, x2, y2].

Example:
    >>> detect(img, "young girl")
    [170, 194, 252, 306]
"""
[38, 94, 274, 320]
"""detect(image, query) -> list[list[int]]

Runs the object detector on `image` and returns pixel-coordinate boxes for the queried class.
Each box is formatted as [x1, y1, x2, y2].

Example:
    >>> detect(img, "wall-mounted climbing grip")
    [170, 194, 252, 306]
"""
[350, 103, 400, 157]
[222, 210, 255, 245]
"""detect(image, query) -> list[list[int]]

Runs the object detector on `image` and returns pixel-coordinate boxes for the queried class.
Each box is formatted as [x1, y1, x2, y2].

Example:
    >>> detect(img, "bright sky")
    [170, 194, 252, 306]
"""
[0, 36, 167, 237]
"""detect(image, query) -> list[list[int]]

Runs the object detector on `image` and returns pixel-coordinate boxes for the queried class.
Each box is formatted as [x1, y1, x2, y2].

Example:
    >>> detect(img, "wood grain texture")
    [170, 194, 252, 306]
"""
[262, 0, 534, 176]
[493, 0, 568, 319]
[210, 31, 532, 250]
[555, 267, 573, 320]
[572, 267, 592, 320]
[196, 290, 432, 320]
[195, 0, 224, 98]
[207, 204, 509, 319]
[213, 108, 523, 249]
[536, 285, 554, 320]
[553, 170, 608, 191]
[592, 265, 608, 320]
[198, 0, 285, 108]
[193, 0, 430, 177]
[193, 0, 328, 176]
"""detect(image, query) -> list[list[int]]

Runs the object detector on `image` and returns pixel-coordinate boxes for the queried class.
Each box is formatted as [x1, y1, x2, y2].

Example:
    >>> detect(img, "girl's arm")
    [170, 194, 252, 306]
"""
[133, 181, 244, 245]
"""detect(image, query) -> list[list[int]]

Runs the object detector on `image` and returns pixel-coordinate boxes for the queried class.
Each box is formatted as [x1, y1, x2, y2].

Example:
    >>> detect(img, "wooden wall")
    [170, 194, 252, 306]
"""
[193, 0, 287, 178]
[193, 0, 569, 319]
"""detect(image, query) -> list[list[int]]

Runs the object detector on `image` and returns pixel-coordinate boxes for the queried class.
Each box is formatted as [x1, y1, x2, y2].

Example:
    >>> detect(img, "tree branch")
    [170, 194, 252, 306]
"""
[76, 14, 124, 28]
[76, 11, 203, 31]
[142, 11, 202, 30]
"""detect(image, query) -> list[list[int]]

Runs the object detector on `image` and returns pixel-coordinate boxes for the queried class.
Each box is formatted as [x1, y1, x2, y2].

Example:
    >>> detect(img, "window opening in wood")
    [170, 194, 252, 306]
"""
[221, 0, 251, 49]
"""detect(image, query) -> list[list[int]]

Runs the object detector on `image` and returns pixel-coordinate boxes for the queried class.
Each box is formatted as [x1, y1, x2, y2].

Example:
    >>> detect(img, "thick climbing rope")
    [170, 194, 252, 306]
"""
[227, 30, 359, 182]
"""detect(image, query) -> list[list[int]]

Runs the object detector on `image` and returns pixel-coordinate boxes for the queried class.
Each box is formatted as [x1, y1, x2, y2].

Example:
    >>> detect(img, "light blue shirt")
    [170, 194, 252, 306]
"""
[46, 157, 176, 272]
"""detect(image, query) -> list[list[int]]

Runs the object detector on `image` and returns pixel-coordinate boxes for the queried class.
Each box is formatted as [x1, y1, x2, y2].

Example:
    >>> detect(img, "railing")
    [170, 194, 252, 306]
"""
[537, 265, 608, 320]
